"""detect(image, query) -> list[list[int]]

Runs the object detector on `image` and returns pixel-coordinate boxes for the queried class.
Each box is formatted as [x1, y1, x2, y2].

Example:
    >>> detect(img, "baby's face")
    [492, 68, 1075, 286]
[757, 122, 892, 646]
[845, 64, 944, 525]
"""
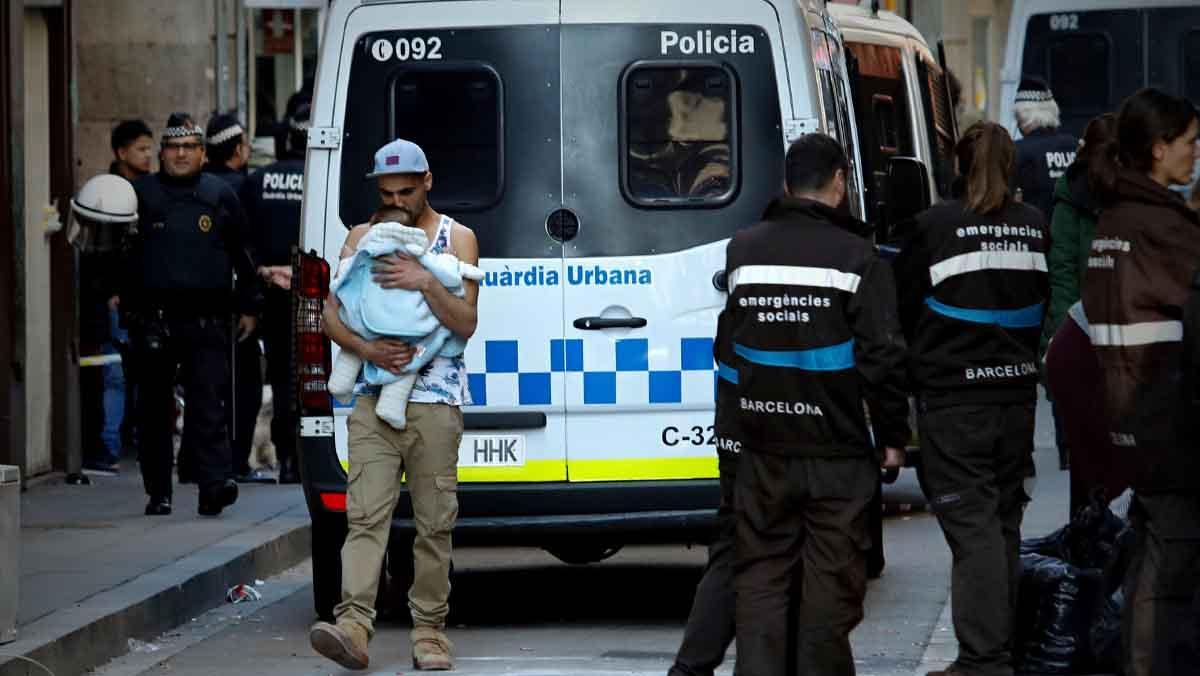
[374, 209, 414, 226]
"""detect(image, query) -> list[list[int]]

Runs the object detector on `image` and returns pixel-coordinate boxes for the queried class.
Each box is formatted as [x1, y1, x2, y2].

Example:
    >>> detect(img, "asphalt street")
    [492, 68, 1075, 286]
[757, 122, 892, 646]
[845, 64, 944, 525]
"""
[92, 407, 1069, 676]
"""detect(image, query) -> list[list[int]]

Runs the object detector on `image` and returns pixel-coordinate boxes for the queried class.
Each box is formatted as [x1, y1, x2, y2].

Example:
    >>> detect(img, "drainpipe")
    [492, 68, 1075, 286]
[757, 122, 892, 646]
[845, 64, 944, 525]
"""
[236, 0, 246, 125]
[215, 0, 227, 112]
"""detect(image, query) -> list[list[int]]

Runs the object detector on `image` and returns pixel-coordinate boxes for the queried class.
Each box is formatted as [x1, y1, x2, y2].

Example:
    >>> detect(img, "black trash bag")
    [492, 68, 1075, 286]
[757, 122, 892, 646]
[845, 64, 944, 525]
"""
[1020, 490, 1130, 570]
[1014, 553, 1106, 674]
[1021, 526, 1069, 559]
[1065, 492, 1130, 571]
[1089, 588, 1124, 673]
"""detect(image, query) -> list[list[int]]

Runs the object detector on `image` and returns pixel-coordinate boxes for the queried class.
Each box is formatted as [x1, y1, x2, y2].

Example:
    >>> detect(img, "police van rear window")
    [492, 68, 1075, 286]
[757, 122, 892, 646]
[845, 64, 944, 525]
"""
[391, 67, 503, 211]
[623, 65, 736, 206]
[1047, 34, 1110, 110]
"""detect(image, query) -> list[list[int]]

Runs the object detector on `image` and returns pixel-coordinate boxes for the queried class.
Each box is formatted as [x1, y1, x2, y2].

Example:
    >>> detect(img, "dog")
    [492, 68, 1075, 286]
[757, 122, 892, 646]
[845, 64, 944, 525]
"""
[172, 384, 277, 473]
[250, 385, 277, 471]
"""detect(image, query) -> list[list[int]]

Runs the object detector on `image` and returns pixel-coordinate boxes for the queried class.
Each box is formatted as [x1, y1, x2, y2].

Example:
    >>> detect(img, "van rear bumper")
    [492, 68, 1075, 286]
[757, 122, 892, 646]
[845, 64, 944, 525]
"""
[306, 477, 721, 545]
[396, 509, 718, 546]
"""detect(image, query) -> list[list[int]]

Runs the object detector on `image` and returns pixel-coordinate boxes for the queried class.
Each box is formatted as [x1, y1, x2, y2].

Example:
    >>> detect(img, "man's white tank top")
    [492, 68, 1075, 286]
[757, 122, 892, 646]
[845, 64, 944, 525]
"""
[407, 215, 471, 407]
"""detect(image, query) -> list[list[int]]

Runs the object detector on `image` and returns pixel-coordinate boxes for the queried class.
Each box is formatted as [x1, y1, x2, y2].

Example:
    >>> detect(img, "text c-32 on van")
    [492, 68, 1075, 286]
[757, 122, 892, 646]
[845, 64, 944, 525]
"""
[660, 29, 755, 56]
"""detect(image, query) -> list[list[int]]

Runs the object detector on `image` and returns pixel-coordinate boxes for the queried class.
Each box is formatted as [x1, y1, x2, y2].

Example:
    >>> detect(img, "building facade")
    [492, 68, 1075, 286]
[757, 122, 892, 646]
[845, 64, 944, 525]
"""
[836, 0, 1015, 127]
[1, 0, 79, 481]
[1, 0, 326, 482]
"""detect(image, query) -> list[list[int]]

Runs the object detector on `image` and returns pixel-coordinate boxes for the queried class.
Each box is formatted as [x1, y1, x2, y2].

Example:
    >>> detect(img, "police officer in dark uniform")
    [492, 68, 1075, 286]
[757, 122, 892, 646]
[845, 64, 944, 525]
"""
[1012, 77, 1078, 218]
[238, 104, 308, 484]
[204, 112, 250, 192]
[724, 134, 910, 676]
[204, 112, 271, 484]
[122, 113, 262, 516]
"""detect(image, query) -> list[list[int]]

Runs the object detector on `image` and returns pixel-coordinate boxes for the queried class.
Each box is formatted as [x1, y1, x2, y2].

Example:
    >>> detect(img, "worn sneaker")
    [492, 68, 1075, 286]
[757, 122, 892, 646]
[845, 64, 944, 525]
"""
[411, 626, 454, 670]
[310, 620, 369, 670]
[234, 468, 275, 484]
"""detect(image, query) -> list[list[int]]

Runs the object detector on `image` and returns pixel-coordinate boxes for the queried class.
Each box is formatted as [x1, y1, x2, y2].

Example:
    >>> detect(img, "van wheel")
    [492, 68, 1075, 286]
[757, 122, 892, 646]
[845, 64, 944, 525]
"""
[546, 544, 623, 565]
[311, 512, 347, 622]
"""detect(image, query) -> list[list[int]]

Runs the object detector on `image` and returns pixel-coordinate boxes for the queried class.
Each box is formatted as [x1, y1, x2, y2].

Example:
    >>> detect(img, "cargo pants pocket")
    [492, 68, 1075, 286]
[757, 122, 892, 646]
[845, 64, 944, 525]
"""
[432, 474, 459, 533]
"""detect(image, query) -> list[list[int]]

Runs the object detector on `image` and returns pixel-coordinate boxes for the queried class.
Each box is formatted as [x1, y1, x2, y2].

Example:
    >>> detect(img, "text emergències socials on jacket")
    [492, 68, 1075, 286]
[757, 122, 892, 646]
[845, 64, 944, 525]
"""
[739, 292, 833, 325]
[955, 223, 1045, 252]
[1088, 236, 1132, 270]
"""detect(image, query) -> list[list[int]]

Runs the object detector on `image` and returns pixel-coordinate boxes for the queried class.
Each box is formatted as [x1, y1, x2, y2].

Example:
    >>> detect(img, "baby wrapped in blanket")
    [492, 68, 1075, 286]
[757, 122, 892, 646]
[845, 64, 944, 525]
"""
[327, 209, 483, 428]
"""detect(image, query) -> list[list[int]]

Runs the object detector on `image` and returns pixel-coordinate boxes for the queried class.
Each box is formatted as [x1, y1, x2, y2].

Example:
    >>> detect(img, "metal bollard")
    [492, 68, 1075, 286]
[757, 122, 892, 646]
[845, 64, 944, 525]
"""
[0, 464, 19, 644]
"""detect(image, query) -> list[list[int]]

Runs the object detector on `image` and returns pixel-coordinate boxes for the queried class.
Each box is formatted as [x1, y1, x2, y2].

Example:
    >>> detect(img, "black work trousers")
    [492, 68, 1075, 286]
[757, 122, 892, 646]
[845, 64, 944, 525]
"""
[917, 402, 1034, 676]
[669, 451, 738, 676]
[1123, 492, 1200, 676]
[230, 331, 263, 476]
[734, 451, 875, 676]
[261, 288, 295, 467]
[133, 314, 234, 498]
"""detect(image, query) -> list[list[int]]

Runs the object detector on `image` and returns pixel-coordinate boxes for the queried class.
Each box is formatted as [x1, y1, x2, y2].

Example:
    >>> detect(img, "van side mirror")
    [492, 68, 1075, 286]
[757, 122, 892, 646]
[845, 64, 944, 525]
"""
[882, 156, 931, 241]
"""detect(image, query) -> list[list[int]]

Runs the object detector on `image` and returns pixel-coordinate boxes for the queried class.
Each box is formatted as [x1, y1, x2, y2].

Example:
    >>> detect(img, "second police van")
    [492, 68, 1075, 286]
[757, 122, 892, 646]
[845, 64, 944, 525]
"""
[292, 0, 918, 619]
[999, 0, 1200, 139]
[829, 1, 958, 245]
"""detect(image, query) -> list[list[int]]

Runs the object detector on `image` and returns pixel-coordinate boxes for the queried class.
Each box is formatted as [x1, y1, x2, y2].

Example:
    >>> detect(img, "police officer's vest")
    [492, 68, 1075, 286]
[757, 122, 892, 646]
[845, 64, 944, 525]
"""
[134, 173, 234, 293]
[247, 158, 304, 266]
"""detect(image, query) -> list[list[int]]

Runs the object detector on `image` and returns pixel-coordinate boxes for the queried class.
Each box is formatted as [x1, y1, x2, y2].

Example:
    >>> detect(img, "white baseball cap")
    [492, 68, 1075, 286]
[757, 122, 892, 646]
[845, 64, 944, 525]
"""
[366, 138, 430, 178]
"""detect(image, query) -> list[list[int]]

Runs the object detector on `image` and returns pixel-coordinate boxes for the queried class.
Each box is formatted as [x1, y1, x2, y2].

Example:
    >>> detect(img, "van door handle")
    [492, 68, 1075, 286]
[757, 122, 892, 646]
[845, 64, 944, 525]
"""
[573, 316, 648, 330]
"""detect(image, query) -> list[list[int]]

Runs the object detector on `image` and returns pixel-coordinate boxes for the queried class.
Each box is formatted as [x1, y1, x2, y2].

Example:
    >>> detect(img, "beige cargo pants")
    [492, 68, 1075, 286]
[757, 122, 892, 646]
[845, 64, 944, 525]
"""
[334, 396, 463, 637]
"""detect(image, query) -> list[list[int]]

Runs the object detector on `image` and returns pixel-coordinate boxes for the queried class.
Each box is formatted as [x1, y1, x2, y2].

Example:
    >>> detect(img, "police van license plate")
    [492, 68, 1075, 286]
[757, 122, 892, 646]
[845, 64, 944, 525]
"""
[458, 434, 526, 467]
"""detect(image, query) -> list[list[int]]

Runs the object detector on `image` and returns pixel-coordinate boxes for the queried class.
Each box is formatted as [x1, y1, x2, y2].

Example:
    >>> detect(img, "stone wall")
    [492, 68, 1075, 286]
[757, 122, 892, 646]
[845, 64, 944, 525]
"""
[72, 0, 241, 181]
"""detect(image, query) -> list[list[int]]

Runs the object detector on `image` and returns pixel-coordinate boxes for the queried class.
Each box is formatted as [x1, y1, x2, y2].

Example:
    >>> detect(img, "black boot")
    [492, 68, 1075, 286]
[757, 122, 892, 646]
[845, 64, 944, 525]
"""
[198, 479, 239, 516]
[278, 457, 300, 485]
[145, 496, 172, 516]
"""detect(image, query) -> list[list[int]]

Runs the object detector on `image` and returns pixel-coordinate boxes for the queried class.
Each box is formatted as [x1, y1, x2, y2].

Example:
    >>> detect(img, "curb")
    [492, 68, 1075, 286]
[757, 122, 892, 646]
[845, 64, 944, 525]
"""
[914, 594, 955, 676]
[0, 509, 311, 676]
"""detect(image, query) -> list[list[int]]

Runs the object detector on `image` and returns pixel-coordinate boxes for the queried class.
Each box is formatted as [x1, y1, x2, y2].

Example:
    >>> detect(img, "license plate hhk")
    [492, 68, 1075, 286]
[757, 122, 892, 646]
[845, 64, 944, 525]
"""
[458, 435, 526, 467]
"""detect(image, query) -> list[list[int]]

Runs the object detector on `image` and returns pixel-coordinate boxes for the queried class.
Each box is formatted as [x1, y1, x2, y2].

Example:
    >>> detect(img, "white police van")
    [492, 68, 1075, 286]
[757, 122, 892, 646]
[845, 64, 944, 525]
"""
[1000, 0, 1200, 139]
[293, 0, 869, 619]
[829, 2, 958, 243]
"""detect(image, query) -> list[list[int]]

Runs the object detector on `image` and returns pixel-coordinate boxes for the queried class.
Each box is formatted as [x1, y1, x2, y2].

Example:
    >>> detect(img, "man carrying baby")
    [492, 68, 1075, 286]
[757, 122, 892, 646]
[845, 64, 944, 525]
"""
[311, 139, 480, 672]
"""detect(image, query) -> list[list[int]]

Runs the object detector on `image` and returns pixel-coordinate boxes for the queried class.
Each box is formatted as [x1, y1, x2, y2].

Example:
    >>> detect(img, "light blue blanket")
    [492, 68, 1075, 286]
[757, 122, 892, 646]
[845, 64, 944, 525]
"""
[333, 223, 470, 387]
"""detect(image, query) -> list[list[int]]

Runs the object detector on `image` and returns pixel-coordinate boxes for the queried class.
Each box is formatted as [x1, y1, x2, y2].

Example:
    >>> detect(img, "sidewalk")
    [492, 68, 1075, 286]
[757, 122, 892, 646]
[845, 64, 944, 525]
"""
[1, 460, 312, 676]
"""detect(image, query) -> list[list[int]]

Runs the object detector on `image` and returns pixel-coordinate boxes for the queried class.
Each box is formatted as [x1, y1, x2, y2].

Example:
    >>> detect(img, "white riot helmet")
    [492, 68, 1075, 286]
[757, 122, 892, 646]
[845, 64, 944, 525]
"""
[68, 174, 138, 251]
[71, 174, 138, 224]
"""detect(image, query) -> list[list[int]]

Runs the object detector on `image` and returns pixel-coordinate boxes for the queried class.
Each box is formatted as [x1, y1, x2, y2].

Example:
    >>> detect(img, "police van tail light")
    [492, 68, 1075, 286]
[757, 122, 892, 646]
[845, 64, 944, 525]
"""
[319, 492, 347, 512]
[293, 249, 332, 416]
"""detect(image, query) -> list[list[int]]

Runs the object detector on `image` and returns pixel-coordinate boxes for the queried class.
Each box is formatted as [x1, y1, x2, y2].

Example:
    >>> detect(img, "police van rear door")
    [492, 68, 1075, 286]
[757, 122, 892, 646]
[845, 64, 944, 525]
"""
[332, 2, 567, 482]
[1147, 6, 1200, 111]
[558, 2, 788, 481]
[1018, 7, 1142, 137]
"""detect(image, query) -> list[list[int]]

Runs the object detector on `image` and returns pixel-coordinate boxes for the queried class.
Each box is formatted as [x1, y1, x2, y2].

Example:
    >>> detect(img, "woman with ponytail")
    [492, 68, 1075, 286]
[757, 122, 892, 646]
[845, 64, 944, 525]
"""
[1079, 88, 1200, 676]
[894, 121, 1050, 676]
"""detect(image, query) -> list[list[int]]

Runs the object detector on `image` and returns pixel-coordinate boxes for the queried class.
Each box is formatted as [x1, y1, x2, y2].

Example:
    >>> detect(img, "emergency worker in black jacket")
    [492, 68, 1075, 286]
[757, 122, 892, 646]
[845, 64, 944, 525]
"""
[725, 134, 909, 676]
[237, 104, 309, 484]
[893, 122, 1049, 676]
[122, 113, 262, 517]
